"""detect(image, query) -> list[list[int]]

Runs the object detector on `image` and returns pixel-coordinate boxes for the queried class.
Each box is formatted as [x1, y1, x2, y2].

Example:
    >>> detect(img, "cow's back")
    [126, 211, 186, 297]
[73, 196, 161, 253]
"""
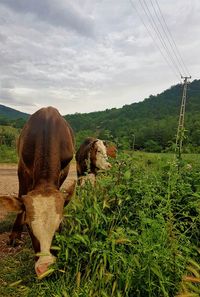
[18, 107, 74, 188]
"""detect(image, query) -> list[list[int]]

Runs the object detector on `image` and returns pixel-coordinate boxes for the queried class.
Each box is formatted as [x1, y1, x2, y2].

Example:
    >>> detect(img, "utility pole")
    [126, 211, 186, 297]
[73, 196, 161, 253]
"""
[132, 133, 135, 150]
[175, 76, 191, 158]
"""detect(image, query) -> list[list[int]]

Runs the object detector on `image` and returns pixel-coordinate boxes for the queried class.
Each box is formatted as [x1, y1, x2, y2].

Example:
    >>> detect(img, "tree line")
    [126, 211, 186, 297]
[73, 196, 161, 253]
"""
[64, 79, 200, 152]
[1, 79, 200, 153]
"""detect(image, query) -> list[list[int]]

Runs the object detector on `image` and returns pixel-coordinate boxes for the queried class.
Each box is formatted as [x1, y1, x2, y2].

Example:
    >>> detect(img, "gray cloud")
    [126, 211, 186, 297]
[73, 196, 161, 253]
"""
[0, 88, 35, 107]
[0, 0, 199, 114]
[0, 0, 95, 37]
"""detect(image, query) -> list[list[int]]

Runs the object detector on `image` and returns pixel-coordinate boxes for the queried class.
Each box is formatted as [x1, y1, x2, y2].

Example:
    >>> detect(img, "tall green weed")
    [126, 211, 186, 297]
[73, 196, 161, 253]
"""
[1, 152, 199, 296]
[50, 153, 200, 296]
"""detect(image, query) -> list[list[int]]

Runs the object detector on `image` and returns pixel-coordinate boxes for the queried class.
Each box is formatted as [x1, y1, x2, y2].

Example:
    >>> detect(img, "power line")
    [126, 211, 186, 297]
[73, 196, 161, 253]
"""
[128, 0, 180, 80]
[139, 0, 183, 77]
[153, 0, 191, 77]
[149, 0, 187, 76]
[128, 0, 192, 155]
[128, 0, 190, 80]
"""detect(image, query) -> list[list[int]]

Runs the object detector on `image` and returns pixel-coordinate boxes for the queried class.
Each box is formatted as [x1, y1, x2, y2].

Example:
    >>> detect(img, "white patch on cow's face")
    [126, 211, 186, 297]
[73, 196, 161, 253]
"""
[95, 140, 112, 170]
[25, 194, 63, 276]
[30, 195, 61, 254]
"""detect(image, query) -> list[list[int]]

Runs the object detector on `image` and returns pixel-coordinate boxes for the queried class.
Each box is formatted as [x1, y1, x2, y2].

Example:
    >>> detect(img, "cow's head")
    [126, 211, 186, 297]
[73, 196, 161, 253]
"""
[22, 189, 64, 276]
[0, 181, 76, 278]
[90, 139, 112, 170]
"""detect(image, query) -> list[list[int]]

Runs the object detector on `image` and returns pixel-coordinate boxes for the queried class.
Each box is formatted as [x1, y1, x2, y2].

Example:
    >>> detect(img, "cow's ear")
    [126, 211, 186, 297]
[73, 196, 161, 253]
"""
[62, 180, 76, 206]
[90, 139, 98, 150]
[0, 195, 23, 215]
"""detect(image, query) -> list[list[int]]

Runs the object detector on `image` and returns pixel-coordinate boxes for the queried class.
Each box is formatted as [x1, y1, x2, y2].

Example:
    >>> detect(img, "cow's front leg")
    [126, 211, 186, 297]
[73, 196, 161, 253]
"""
[59, 164, 70, 188]
[9, 212, 25, 246]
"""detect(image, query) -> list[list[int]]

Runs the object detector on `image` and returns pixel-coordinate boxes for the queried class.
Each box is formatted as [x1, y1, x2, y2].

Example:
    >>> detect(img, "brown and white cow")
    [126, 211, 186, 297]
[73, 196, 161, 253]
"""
[106, 145, 117, 159]
[76, 137, 111, 185]
[0, 107, 75, 277]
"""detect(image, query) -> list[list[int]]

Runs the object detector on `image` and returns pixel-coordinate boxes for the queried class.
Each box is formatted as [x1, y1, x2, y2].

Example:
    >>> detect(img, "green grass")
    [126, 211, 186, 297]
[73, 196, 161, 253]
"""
[0, 152, 200, 296]
[0, 125, 19, 163]
[0, 145, 18, 163]
[0, 213, 17, 232]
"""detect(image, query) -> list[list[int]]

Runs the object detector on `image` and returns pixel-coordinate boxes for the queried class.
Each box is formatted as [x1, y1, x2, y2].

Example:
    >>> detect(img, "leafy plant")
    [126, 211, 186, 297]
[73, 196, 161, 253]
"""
[0, 152, 200, 296]
[51, 152, 200, 296]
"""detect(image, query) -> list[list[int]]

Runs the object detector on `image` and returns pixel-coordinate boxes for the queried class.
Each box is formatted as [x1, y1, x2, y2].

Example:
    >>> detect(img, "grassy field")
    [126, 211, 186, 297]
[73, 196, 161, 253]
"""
[0, 152, 200, 296]
[0, 145, 18, 163]
[0, 125, 19, 163]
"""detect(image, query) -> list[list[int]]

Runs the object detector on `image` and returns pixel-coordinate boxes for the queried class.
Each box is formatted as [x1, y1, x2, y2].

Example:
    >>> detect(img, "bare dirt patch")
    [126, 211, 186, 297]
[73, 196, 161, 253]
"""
[0, 232, 28, 258]
[0, 164, 18, 197]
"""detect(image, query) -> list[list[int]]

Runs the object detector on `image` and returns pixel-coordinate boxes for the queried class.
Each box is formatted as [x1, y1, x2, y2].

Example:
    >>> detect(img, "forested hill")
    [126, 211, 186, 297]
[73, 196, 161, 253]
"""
[0, 104, 29, 119]
[0, 104, 29, 128]
[64, 79, 200, 151]
[0, 79, 200, 152]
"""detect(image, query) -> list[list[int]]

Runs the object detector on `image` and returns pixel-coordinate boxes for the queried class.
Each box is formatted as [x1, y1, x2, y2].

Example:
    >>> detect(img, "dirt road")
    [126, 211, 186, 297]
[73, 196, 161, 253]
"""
[0, 162, 77, 196]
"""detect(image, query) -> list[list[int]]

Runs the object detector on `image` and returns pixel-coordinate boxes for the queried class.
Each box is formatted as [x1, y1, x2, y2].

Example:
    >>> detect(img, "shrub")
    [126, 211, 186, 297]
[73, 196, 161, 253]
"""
[51, 153, 200, 296]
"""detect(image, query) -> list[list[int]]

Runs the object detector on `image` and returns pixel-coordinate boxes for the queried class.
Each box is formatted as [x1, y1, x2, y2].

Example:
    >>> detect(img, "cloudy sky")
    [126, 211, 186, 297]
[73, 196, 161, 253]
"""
[0, 0, 199, 115]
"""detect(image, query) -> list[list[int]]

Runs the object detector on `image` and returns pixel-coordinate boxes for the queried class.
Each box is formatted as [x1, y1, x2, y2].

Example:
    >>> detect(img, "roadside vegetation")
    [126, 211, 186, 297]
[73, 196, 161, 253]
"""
[0, 152, 200, 296]
[0, 125, 19, 163]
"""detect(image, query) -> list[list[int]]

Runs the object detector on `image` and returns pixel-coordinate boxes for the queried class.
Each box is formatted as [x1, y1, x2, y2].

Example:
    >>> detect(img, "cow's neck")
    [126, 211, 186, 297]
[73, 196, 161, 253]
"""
[34, 180, 58, 192]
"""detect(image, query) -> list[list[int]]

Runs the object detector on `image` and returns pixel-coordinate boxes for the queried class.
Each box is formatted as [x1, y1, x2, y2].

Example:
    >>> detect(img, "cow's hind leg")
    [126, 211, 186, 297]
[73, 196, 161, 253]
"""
[9, 211, 25, 246]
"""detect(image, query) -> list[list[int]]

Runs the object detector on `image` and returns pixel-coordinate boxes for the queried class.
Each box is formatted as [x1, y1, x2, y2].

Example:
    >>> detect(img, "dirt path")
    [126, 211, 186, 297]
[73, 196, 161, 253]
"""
[0, 162, 77, 196]
[0, 164, 18, 197]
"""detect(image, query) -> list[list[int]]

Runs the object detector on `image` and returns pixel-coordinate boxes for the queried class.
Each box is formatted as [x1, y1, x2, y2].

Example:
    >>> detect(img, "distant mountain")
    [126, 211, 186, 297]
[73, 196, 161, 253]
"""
[1, 79, 200, 151]
[65, 79, 200, 130]
[0, 104, 29, 120]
